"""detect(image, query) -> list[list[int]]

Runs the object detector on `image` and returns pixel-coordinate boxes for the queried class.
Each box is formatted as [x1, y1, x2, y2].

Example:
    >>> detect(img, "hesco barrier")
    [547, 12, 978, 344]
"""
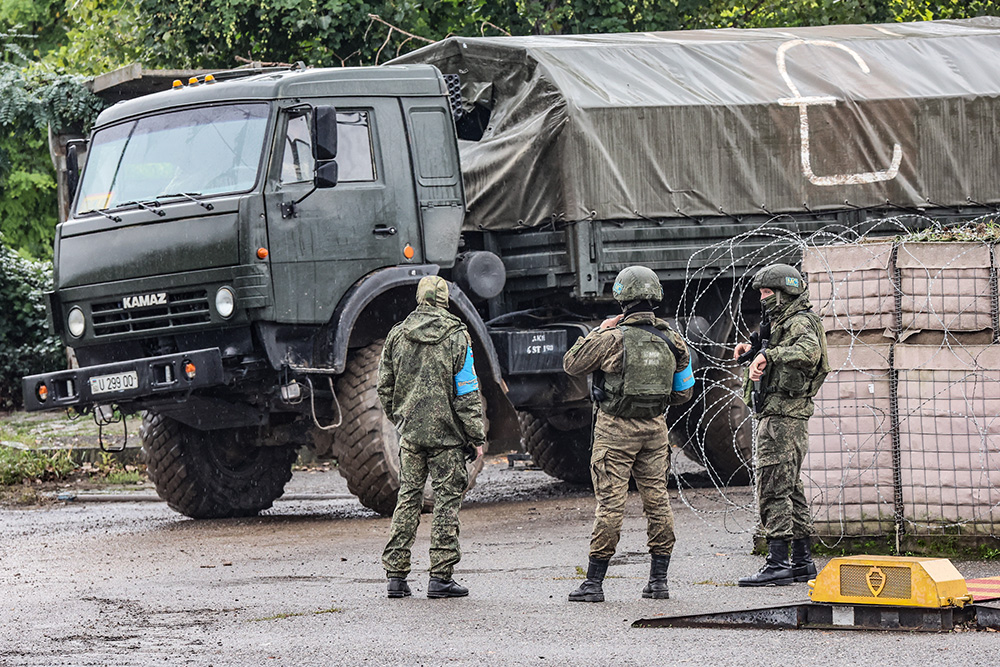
[803, 239, 1000, 551]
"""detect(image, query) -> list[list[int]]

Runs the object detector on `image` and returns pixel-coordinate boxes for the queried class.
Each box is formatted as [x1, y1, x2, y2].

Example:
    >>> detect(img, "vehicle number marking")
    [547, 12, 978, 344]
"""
[89, 371, 138, 395]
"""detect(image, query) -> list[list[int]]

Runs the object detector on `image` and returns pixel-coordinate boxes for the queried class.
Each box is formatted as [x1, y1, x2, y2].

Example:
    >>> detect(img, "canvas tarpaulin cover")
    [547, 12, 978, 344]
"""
[392, 18, 1000, 230]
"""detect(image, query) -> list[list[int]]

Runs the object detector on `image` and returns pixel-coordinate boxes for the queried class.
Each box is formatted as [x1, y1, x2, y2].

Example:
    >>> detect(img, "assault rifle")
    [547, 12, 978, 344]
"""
[737, 311, 772, 415]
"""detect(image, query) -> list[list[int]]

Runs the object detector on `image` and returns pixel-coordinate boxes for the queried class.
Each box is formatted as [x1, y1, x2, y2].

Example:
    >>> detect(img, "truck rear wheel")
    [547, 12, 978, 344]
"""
[335, 340, 484, 516]
[519, 411, 593, 486]
[140, 411, 298, 519]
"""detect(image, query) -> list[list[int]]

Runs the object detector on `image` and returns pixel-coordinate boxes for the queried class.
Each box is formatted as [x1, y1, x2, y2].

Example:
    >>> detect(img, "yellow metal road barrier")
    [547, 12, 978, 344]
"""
[809, 555, 973, 608]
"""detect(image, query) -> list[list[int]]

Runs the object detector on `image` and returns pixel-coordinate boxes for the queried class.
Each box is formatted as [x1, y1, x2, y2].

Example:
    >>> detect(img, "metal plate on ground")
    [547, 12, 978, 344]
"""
[633, 603, 976, 632]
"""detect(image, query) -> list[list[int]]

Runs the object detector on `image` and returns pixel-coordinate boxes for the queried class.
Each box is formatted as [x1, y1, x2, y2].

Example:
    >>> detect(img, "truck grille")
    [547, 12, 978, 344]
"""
[91, 289, 211, 336]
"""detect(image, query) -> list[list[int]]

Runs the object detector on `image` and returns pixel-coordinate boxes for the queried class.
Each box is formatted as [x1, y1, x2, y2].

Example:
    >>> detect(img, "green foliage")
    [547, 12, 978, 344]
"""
[0, 51, 104, 259]
[0, 130, 58, 259]
[895, 218, 1000, 243]
[128, 0, 1000, 70]
[0, 0, 71, 57]
[0, 234, 63, 409]
[0, 445, 76, 485]
[44, 1, 149, 75]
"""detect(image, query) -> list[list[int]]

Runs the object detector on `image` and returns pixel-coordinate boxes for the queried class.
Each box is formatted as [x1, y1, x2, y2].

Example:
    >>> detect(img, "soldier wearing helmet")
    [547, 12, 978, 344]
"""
[733, 263, 829, 587]
[562, 265, 695, 602]
[377, 275, 486, 599]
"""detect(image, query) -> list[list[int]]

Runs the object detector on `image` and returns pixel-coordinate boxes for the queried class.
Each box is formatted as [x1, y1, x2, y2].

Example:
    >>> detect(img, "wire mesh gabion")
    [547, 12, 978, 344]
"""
[671, 214, 1000, 552]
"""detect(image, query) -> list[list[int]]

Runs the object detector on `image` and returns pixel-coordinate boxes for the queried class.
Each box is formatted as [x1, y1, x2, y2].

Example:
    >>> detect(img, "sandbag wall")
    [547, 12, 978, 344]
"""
[802, 241, 1000, 547]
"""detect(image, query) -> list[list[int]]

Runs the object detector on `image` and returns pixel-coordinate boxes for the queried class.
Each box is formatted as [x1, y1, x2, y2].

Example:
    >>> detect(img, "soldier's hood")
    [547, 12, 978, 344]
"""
[772, 291, 814, 326]
[403, 305, 464, 344]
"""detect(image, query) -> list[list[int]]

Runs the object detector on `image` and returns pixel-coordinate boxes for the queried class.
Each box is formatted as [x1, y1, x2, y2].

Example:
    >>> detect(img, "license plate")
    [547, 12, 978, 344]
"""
[89, 371, 139, 395]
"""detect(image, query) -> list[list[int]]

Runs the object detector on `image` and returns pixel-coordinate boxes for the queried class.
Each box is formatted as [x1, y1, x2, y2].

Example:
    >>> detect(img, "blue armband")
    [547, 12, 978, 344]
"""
[455, 346, 480, 396]
[673, 359, 694, 391]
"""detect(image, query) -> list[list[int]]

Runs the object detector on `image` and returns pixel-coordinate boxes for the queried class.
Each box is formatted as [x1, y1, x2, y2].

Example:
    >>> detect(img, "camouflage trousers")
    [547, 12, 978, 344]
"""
[755, 416, 814, 541]
[382, 440, 468, 579]
[589, 438, 676, 561]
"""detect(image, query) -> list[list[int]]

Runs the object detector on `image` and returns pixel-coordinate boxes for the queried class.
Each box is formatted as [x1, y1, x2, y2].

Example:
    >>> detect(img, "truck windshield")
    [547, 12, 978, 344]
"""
[75, 103, 270, 215]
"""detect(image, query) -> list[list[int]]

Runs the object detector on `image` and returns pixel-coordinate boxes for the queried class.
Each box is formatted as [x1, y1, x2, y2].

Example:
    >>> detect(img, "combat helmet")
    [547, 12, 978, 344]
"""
[612, 266, 663, 303]
[751, 264, 805, 296]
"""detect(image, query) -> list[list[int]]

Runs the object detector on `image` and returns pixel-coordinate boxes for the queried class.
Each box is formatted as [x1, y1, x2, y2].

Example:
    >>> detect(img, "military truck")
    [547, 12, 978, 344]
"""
[23, 18, 1000, 518]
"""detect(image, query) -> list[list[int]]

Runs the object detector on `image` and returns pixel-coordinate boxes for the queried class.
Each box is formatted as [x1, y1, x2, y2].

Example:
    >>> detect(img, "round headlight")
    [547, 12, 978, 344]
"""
[67, 307, 86, 338]
[215, 287, 236, 319]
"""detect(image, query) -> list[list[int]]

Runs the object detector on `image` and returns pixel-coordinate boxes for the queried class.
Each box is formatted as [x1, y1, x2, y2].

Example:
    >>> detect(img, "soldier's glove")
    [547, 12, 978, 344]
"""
[462, 443, 478, 462]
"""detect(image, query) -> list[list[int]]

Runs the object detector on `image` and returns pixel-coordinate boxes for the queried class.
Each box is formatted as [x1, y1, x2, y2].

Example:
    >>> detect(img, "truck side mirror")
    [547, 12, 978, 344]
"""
[66, 143, 81, 202]
[312, 107, 338, 161]
[315, 161, 339, 189]
[312, 106, 339, 188]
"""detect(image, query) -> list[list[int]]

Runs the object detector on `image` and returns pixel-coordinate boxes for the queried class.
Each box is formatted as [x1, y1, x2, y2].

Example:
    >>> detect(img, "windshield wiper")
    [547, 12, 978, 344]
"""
[91, 208, 122, 223]
[118, 200, 167, 217]
[156, 192, 214, 211]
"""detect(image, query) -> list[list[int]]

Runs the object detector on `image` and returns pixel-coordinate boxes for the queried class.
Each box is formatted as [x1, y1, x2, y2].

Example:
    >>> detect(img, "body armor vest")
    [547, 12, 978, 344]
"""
[599, 325, 677, 419]
[764, 310, 830, 399]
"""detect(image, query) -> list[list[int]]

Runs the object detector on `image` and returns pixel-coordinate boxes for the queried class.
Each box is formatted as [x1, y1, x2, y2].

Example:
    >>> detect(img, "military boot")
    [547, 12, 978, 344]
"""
[641, 554, 670, 599]
[387, 577, 412, 598]
[569, 558, 609, 602]
[738, 540, 794, 587]
[427, 577, 469, 598]
[791, 537, 817, 583]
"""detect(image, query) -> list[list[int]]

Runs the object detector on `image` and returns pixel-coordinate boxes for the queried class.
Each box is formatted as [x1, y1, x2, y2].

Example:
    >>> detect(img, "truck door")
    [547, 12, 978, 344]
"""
[264, 98, 421, 324]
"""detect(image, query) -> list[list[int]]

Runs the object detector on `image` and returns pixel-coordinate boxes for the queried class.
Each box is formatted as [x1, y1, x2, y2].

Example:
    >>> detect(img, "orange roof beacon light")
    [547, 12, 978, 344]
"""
[172, 80, 183, 89]
[257, 247, 269, 260]
[188, 77, 199, 86]
[403, 244, 415, 260]
[204, 74, 216, 83]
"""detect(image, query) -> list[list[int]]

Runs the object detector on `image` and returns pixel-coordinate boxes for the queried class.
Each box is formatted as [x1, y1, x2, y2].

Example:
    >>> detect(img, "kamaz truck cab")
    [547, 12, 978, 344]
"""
[23, 64, 517, 518]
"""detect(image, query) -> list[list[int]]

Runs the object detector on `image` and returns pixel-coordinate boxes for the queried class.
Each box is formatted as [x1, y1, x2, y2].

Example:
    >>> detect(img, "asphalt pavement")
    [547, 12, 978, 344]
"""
[1, 454, 998, 665]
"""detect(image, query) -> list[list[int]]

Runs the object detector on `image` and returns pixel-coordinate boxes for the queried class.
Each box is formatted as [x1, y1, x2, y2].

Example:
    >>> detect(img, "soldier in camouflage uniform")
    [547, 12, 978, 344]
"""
[563, 266, 695, 602]
[377, 275, 486, 599]
[734, 264, 829, 587]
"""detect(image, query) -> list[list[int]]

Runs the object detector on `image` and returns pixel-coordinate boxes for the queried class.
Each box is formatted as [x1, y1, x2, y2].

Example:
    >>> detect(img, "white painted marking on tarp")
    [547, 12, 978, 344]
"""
[776, 39, 903, 186]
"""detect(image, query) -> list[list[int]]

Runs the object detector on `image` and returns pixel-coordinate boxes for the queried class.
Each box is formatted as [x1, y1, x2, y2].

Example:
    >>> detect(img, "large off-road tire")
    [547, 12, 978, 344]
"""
[334, 340, 485, 516]
[677, 364, 753, 486]
[519, 411, 593, 486]
[140, 411, 299, 519]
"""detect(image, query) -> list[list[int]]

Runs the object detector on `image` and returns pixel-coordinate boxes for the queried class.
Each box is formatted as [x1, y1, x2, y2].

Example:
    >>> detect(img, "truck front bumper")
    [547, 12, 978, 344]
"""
[21, 348, 224, 412]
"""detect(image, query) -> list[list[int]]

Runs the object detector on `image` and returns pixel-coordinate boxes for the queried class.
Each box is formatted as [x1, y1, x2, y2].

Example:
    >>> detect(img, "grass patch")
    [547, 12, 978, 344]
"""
[0, 446, 76, 485]
[1, 411, 149, 498]
[251, 607, 343, 622]
[0, 409, 109, 449]
[106, 470, 145, 485]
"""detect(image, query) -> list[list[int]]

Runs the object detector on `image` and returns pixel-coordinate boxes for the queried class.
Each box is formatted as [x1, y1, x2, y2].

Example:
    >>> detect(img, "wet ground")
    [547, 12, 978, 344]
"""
[2, 454, 998, 665]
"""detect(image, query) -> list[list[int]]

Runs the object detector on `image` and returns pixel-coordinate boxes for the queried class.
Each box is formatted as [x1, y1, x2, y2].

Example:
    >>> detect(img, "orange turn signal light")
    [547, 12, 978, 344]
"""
[36, 384, 48, 402]
[403, 244, 415, 260]
[184, 362, 197, 380]
[257, 247, 269, 259]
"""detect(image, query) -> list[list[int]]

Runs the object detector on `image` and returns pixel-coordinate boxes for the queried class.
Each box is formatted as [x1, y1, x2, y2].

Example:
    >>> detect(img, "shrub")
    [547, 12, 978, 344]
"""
[0, 445, 76, 485]
[0, 235, 64, 408]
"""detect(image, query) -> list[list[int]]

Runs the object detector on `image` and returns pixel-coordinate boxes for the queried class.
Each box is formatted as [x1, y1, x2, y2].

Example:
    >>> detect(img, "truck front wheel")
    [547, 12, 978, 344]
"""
[519, 411, 593, 486]
[140, 411, 298, 519]
[335, 340, 484, 516]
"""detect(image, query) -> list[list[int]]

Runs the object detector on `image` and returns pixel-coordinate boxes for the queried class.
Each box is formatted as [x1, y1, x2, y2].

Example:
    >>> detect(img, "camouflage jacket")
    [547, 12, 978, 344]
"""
[563, 312, 693, 445]
[377, 304, 486, 450]
[757, 293, 826, 419]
